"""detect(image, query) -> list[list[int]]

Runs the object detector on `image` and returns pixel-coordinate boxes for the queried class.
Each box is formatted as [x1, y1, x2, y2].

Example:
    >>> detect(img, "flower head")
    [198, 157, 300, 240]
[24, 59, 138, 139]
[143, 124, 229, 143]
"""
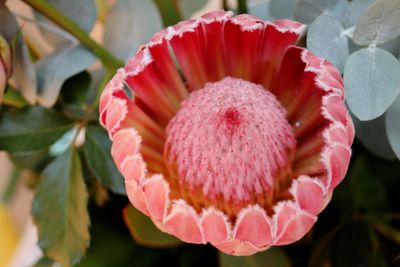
[100, 11, 354, 256]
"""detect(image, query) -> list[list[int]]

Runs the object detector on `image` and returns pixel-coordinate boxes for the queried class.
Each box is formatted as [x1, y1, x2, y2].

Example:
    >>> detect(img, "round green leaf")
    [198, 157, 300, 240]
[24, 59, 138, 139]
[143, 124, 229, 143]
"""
[352, 113, 396, 160]
[344, 47, 400, 120]
[104, 0, 162, 61]
[340, 0, 375, 28]
[269, 0, 296, 19]
[386, 95, 400, 160]
[354, 0, 400, 45]
[294, 0, 338, 24]
[219, 248, 291, 267]
[178, 0, 207, 18]
[123, 205, 181, 248]
[307, 14, 349, 72]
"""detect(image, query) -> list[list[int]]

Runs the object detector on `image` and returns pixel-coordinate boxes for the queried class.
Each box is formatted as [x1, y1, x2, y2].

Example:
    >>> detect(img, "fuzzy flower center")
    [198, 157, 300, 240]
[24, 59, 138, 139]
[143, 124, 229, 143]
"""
[164, 77, 296, 216]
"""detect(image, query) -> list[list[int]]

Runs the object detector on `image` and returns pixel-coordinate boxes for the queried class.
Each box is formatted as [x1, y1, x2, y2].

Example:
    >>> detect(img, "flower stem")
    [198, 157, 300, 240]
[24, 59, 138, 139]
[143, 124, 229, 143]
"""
[21, 0, 123, 71]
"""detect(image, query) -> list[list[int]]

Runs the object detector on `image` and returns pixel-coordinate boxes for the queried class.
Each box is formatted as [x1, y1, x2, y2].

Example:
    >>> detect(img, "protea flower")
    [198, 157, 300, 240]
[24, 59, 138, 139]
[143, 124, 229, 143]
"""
[99, 11, 354, 256]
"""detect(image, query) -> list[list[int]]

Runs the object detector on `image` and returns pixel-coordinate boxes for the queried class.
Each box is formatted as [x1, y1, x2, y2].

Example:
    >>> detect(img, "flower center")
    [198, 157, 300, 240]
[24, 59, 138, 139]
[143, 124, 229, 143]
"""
[164, 77, 296, 216]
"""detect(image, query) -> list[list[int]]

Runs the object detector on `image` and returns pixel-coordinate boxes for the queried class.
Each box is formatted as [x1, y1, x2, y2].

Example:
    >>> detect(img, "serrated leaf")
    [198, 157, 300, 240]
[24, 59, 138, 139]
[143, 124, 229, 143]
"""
[32, 147, 90, 267]
[36, 44, 96, 107]
[219, 248, 291, 267]
[354, 0, 400, 45]
[84, 125, 125, 195]
[352, 113, 396, 160]
[307, 14, 349, 72]
[344, 47, 400, 120]
[341, 0, 375, 28]
[36, 0, 96, 47]
[269, 0, 296, 19]
[104, 0, 162, 61]
[123, 205, 181, 248]
[0, 106, 74, 152]
[386, 95, 400, 160]
[178, 0, 207, 18]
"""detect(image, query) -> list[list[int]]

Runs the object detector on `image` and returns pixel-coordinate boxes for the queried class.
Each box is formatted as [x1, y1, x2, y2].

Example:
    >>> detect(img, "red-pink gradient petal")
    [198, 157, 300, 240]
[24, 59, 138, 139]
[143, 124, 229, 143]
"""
[120, 154, 146, 181]
[291, 176, 325, 215]
[111, 128, 141, 167]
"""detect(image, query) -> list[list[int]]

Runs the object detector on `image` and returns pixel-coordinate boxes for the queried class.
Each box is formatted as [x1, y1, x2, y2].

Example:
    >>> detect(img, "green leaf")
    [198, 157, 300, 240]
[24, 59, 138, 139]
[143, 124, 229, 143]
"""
[36, 0, 97, 47]
[219, 248, 291, 267]
[123, 205, 181, 248]
[0, 106, 73, 152]
[10, 149, 52, 172]
[84, 125, 125, 195]
[344, 47, 400, 120]
[104, 0, 162, 61]
[178, 0, 207, 18]
[36, 44, 96, 107]
[386, 95, 400, 160]
[352, 113, 396, 160]
[307, 14, 349, 72]
[32, 147, 90, 267]
[33, 257, 54, 267]
[269, 0, 296, 19]
[354, 0, 400, 46]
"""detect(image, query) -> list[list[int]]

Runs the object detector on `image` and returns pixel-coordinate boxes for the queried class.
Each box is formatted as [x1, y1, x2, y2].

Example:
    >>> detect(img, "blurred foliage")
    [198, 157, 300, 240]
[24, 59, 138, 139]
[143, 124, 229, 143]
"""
[1, 0, 400, 266]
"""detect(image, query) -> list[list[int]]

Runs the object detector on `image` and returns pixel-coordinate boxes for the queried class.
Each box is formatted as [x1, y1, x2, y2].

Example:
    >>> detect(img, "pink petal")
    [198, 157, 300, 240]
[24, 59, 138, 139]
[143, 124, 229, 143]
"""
[104, 98, 128, 136]
[233, 205, 273, 248]
[200, 208, 230, 244]
[143, 174, 170, 221]
[164, 200, 205, 244]
[291, 176, 325, 215]
[273, 201, 316, 245]
[323, 144, 352, 191]
[111, 128, 141, 167]
[215, 240, 260, 256]
[322, 94, 348, 124]
[126, 180, 150, 216]
[120, 154, 146, 181]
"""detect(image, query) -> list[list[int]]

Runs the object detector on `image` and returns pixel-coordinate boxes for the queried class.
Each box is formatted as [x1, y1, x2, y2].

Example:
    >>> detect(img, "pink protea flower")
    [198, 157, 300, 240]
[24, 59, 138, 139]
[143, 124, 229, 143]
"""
[99, 11, 354, 256]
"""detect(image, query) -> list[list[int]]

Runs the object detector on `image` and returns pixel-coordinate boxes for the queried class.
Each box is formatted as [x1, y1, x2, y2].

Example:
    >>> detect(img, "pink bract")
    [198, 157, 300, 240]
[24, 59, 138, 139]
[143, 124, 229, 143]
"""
[99, 11, 354, 256]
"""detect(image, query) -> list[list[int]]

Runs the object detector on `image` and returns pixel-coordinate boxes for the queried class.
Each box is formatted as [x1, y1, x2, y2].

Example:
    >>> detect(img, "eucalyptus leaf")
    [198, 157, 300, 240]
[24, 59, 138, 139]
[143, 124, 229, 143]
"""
[10, 36, 37, 105]
[123, 205, 181, 248]
[294, 0, 338, 24]
[84, 125, 125, 195]
[32, 147, 90, 267]
[219, 248, 291, 267]
[344, 47, 400, 121]
[104, 0, 162, 61]
[269, 0, 296, 19]
[386, 95, 400, 160]
[36, 44, 96, 107]
[353, 0, 400, 46]
[352, 113, 396, 160]
[248, 0, 273, 21]
[36, 0, 97, 47]
[341, 0, 375, 28]
[178, 0, 207, 18]
[0, 106, 74, 152]
[307, 14, 349, 72]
